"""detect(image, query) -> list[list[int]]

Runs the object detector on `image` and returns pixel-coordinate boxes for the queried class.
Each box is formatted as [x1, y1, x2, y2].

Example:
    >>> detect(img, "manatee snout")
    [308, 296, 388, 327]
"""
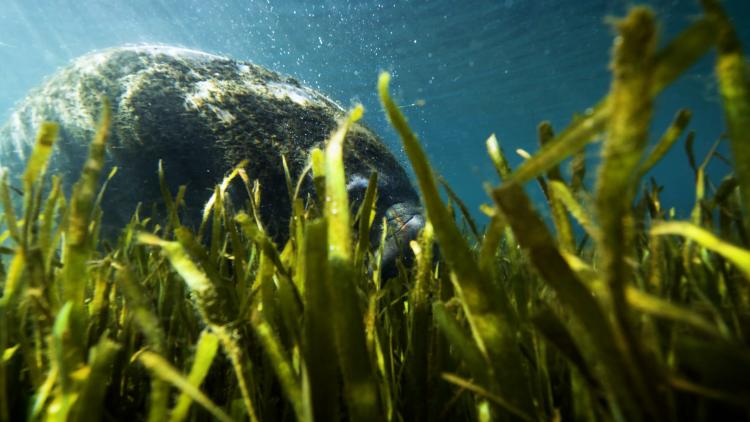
[379, 202, 426, 280]
[346, 173, 426, 279]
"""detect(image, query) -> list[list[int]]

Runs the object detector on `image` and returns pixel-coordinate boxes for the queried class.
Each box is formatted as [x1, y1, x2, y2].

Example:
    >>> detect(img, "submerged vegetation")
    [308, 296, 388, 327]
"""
[1, 1, 750, 420]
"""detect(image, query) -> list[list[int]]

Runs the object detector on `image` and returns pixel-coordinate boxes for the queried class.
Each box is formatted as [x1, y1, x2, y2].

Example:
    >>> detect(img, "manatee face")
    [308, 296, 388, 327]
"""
[0, 44, 423, 277]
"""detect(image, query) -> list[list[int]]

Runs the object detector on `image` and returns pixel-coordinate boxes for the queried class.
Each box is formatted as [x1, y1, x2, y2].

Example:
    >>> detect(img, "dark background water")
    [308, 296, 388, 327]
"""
[1, 0, 748, 224]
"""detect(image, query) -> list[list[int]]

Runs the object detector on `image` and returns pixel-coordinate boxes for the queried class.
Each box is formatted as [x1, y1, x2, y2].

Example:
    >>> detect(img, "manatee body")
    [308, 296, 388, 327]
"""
[0, 45, 423, 274]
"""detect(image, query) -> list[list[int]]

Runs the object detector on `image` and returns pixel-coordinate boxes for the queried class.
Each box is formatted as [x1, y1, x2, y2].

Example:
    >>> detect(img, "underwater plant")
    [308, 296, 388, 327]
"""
[1, 0, 750, 421]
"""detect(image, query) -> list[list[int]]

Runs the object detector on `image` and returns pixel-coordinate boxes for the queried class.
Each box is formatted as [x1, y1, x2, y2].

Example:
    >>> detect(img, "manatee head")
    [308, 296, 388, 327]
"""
[345, 172, 425, 280]
[0, 44, 425, 280]
[379, 202, 425, 279]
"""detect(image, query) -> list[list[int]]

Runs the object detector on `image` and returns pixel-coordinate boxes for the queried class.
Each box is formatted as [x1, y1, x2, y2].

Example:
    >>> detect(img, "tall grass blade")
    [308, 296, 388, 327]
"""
[302, 219, 340, 422]
[0, 172, 20, 245]
[380, 72, 534, 416]
[701, 0, 750, 231]
[22, 122, 58, 189]
[354, 172, 378, 271]
[250, 307, 305, 421]
[70, 337, 120, 421]
[323, 105, 383, 421]
[138, 350, 233, 422]
[63, 99, 110, 306]
[594, 9, 667, 419]
[405, 221, 434, 422]
[492, 182, 645, 419]
[485, 133, 512, 181]
[509, 17, 717, 184]
[171, 330, 220, 422]
[638, 109, 692, 178]
[651, 221, 750, 280]
[138, 233, 257, 421]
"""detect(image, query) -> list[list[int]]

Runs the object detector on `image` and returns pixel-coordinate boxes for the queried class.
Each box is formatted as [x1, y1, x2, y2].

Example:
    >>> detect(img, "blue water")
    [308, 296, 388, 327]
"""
[1, 0, 748, 224]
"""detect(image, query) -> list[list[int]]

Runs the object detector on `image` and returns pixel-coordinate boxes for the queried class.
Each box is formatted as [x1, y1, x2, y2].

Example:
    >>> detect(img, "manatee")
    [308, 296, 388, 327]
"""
[0, 44, 424, 277]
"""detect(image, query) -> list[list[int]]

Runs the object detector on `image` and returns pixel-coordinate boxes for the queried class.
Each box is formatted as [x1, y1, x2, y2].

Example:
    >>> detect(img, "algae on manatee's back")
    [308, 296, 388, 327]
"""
[0, 45, 424, 261]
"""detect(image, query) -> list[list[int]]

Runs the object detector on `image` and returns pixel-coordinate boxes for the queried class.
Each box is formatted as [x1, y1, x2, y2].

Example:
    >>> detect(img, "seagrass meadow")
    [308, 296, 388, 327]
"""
[1, 0, 750, 421]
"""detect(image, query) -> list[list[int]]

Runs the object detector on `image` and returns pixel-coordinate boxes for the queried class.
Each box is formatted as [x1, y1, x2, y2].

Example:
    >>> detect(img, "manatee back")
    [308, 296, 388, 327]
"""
[0, 45, 418, 238]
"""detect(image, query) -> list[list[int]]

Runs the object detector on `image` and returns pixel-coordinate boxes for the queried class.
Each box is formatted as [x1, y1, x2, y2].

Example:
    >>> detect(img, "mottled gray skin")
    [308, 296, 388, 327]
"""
[0, 45, 422, 277]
